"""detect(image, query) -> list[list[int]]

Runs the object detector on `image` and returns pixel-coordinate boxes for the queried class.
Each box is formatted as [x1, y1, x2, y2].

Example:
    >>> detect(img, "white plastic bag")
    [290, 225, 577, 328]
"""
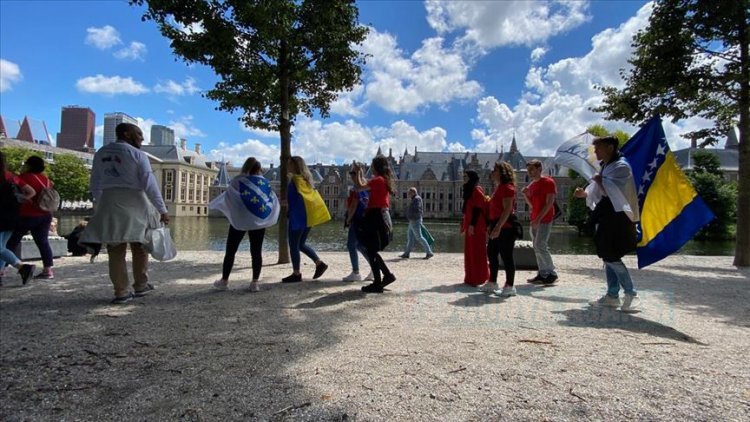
[145, 226, 177, 261]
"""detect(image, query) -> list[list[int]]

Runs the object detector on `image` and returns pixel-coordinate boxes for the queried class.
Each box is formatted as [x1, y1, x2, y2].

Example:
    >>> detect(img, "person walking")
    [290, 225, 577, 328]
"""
[0, 151, 37, 286]
[522, 159, 559, 284]
[575, 136, 641, 312]
[342, 165, 372, 282]
[6, 156, 56, 280]
[209, 157, 279, 292]
[79, 123, 170, 304]
[352, 156, 397, 293]
[282, 156, 330, 283]
[478, 161, 518, 297]
[399, 187, 434, 259]
[461, 170, 489, 286]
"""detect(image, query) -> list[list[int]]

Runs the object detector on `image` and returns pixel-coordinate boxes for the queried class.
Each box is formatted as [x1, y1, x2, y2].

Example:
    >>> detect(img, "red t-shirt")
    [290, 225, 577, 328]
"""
[366, 176, 390, 209]
[528, 176, 557, 223]
[3, 170, 25, 186]
[18, 173, 52, 217]
[489, 183, 515, 228]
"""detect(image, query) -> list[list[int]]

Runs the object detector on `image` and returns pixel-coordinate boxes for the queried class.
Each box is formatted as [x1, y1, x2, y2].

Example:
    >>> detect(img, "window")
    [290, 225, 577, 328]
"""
[182, 206, 186, 211]
[196, 207, 200, 215]
[180, 189, 186, 202]
[448, 193, 453, 200]
[204, 207, 207, 214]
[165, 188, 173, 201]
[403, 192, 407, 199]
[333, 199, 339, 209]
[440, 193, 444, 200]
[190, 206, 194, 211]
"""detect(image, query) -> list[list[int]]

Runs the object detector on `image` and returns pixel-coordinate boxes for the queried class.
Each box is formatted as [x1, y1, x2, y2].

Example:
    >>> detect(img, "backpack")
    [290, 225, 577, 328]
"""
[31, 174, 60, 212]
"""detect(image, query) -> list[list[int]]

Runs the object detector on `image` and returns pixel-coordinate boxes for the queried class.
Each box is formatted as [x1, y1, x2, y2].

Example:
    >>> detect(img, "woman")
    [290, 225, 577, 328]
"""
[343, 164, 373, 282]
[283, 156, 330, 283]
[352, 156, 396, 293]
[7, 156, 55, 279]
[461, 170, 489, 286]
[478, 161, 518, 297]
[209, 157, 279, 292]
[0, 151, 37, 286]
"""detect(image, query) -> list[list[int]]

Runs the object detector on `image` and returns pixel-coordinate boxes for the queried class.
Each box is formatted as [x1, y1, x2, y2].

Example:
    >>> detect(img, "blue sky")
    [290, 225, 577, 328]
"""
[0, 1, 711, 166]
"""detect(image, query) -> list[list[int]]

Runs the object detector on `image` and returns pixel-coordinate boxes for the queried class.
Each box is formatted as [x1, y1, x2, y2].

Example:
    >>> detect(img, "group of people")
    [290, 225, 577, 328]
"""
[459, 135, 640, 311]
[0, 123, 640, 312]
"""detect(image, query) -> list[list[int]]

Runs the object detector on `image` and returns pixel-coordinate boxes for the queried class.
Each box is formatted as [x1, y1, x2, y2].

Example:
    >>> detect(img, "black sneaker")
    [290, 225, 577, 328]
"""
[527, 274, 544, 284]
[381, 273, 397, 288]
[399, 253, 409, 259]
[361, 283, 384, 293]
[542, 274, 559, 285]
[111, 293, 133, 305]
[18, 264, 36, 285]
[134, 283, 155, 297]
[424, 253, 434, 260]
[281, 273, 302, 283]
[312, 262, 328, 279]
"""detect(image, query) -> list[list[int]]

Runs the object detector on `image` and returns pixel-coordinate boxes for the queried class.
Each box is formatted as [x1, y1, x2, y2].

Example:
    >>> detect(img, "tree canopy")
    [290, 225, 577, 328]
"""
[132, 0, 369, 262]
[3, 146, 90, 201]
[593, 0, 749, 266]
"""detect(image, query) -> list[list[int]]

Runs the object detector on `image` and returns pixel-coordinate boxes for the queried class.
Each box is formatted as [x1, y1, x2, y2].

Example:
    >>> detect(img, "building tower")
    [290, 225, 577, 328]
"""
[103, 112, 137, 145]
[150, 124, 176, 146]
[56, 106, 96, 151]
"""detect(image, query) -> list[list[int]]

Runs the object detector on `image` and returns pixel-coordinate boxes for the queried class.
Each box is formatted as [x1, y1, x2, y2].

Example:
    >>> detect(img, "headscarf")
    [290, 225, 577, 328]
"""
[462, 170, 480, 213]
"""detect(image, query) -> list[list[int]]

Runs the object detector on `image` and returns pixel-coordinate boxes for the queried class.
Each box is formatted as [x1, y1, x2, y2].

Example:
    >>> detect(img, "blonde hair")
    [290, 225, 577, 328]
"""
[495, 161, 516, 185]
[289, 156, 313, 186]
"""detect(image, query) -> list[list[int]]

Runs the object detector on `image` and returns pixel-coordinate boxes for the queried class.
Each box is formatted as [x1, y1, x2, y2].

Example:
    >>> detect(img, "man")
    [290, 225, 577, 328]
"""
[522, 160, 558, 284]
[80, 123, 169, 304]
[574, 136, 640, 312]
[400, 187, 434, 259]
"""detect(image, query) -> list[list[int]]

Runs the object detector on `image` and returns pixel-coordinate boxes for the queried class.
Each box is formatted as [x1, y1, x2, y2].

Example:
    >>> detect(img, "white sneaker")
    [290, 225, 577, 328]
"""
[342, 272, 363, 282]
[478, 282, 499, 293]
[496, 286, 517, 297]
[620, 294, 640, 312]
[248, 280, 260, 292]
[364, 272, 374, 281]
[589, 294, 621, 308]
[213, 279, 228, 291]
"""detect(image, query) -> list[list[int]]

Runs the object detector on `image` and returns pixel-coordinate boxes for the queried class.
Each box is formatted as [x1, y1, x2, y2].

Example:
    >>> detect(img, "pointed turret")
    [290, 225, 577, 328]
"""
[510, 132, 518, 154]
[376, 145, 383, 157]
[214, 161, 231, 186]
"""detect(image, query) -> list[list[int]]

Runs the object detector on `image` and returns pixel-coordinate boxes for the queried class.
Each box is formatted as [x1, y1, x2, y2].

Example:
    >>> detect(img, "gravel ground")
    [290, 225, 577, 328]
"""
[1, 251, 749, 421]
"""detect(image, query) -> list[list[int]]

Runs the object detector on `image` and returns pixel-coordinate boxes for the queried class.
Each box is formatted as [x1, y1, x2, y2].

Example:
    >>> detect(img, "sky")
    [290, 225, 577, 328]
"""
[0, 0, 715, 167]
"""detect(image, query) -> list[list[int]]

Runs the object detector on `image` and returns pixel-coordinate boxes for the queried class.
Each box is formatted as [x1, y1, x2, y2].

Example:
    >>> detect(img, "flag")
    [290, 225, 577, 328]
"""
[209, 175, 280, 230]
[290, 175, 331, 227]
[620, 115, 715, 268]
[553, 132, 600, 180]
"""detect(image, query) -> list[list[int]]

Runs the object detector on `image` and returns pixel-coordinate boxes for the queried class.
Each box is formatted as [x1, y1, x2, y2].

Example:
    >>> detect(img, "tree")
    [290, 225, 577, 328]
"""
[48, 154, 90, 201]
[2, 146, 42, 173]
[132, 0, 368, 263]
[593, 0, 749, 266]
[688, 150, 737, 240]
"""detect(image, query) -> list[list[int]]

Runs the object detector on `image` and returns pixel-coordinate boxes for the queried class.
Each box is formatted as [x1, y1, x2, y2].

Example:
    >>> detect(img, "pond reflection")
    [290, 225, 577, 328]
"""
[58, 215, 735, 256]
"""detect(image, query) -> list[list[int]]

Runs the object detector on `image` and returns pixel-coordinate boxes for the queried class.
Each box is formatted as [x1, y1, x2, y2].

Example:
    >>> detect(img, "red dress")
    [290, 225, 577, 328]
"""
[462, 186, 489, 286]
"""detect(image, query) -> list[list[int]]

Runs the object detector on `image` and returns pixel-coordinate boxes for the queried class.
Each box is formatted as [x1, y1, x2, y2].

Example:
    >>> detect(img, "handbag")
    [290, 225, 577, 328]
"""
[144, 226, 177, 261]
[509, 214, 524, 240]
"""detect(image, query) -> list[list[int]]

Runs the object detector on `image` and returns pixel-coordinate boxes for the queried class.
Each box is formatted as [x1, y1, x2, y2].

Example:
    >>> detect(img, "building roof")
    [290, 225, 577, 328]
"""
[673, 147, 739, 171]
[141, 144, 214, 169]
[0, 115, 21, 139]
[213, 161, 231, 186]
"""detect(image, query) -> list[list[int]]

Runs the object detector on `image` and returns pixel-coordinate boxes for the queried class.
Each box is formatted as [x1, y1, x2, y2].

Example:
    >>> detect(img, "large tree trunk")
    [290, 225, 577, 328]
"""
[277, 40, 291, 264]
[734, 9, 750, 267]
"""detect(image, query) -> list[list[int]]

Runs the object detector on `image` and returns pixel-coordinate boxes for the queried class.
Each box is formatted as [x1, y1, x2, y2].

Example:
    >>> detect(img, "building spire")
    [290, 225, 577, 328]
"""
[510, 131, 518, 154]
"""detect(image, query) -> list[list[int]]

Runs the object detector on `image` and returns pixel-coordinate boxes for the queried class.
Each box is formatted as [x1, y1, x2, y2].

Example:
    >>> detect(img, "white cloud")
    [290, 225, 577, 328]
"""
[154, 77, 200, 96]
[425, 0, 590, 49]
[0, 59, 22, 92]
[530, 47, 548, 62]
[75, 74, 149, 95]
[239, 121, 279, 139]
[134, 118, 157, 145]
[209, 139, 280, 167]
[361, 29, 482, 113]
[330, 84, 367, 117]
[114, 41, 147, 61]
[85, 25, 122, 50]
[168, 115, 205, 140]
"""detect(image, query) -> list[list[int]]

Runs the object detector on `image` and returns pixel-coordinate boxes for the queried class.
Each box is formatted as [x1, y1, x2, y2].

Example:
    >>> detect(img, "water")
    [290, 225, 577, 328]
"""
[57, 216, 735, 256]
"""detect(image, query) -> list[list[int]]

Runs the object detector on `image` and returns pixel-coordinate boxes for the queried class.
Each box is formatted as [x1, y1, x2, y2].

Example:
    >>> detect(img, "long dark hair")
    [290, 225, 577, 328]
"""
[462, 170, 479, 213]
[371, 156, 394, 194]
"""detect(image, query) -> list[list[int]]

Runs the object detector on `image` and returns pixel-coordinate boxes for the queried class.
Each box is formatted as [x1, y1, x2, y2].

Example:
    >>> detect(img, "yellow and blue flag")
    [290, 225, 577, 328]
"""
[620, 116, 715, 268]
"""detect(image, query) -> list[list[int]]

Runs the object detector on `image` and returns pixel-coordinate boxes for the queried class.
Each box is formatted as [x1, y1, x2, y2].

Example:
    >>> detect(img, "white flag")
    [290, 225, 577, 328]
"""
[553, 132, 600, 180]
[209, 175, 280, 231]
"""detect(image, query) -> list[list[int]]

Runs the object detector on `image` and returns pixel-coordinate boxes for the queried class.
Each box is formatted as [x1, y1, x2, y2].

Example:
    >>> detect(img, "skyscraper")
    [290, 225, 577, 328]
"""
[103, 112, 137, 145]
[150, 124, 175, 146]
[56, 106, 95, 151]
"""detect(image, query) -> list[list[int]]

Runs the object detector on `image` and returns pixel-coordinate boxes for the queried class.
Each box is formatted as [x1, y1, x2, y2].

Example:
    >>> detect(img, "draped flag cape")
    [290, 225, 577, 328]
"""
[289, 175, 331, 228]
[209, 175, 280, 231]
[620, 116, 715, 268]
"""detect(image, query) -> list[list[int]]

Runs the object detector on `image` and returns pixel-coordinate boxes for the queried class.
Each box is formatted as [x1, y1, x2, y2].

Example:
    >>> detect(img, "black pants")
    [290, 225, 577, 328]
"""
[222, 226, 265, 281]
[487, 227, 516, 286]
[357, 208, 393, 285]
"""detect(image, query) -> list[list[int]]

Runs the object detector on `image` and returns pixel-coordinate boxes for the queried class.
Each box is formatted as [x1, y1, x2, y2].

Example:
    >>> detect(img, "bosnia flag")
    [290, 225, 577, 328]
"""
[620, 116, 715, 268]
[209, 175, 280, 231]
[288, 175, 331, 229]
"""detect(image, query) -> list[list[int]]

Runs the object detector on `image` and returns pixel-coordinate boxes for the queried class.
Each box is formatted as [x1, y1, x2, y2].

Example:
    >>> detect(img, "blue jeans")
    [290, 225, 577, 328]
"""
[404, 218, 432, 255]
[530, 223, 556, 276]
[604, 259, 637, 297]
[347, 223, 369, 273]
[289, 227, 320, 272]
[0, 230, 22, 269]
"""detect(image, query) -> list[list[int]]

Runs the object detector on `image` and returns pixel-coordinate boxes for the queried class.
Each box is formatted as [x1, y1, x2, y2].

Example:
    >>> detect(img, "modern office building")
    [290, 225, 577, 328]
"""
[103, 112, 137, 145]
[56, 106, 95, 151]
[150, 124, 175, 146]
